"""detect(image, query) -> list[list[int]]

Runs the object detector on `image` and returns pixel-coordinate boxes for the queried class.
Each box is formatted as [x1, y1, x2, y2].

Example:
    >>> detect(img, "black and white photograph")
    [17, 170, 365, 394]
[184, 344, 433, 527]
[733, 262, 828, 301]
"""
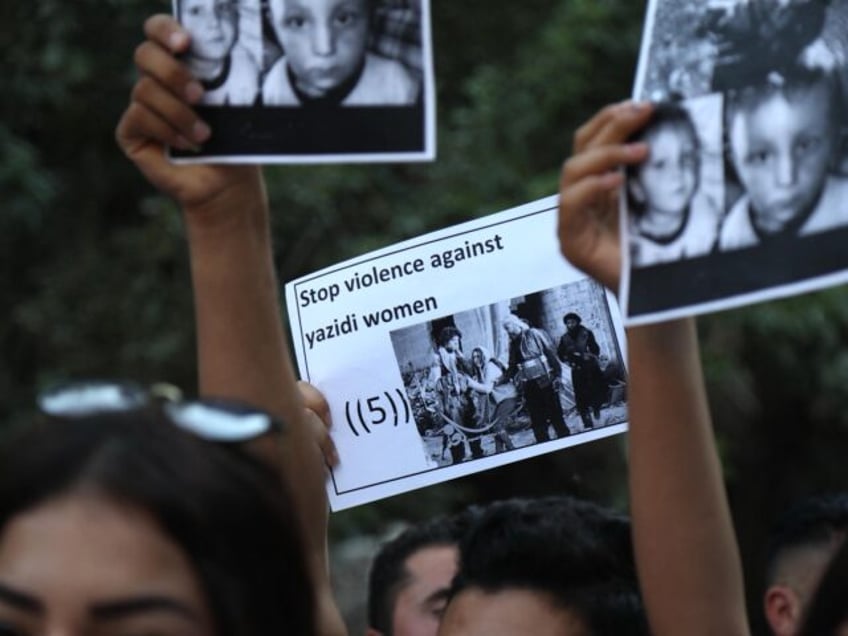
[170, 0, 435, 163]
[176, 0, 265, 106]
[389, 280, 627, 468]
[625, 94, 724, 269]
[624, 0, 848, 323]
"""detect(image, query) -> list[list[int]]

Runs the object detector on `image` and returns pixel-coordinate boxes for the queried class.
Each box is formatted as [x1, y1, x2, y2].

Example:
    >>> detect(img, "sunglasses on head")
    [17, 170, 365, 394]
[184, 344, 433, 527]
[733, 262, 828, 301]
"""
[37, 380, 282, 443]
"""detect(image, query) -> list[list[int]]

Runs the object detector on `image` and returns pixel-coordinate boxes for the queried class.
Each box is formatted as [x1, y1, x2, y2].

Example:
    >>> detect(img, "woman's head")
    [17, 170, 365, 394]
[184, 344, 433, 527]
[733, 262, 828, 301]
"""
[0, 410, 314, 636]
[471, 347, 486, 368]
[627, 104, 700, 238]
[268, 0, 371, 99]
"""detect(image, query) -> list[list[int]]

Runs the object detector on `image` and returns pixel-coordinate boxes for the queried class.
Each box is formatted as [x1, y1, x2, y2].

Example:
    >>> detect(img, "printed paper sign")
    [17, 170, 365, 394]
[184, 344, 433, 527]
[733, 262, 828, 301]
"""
[170, 0, 435, 164]
[285, 196, 629, 510]
[622, 0, 848, 324]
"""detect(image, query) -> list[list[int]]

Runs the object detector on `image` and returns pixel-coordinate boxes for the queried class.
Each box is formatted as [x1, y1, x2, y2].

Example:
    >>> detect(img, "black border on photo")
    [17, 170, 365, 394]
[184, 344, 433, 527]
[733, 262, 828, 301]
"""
[170, 0, 435, 163]
[171, 104, 425, 158]
[627, 226, 848, 317]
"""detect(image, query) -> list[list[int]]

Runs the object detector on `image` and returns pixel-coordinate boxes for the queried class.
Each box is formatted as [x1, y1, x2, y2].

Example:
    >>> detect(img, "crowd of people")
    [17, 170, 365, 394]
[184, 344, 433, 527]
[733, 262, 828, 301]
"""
[427, 311, 618, 464]
[2, 1, 848, 635]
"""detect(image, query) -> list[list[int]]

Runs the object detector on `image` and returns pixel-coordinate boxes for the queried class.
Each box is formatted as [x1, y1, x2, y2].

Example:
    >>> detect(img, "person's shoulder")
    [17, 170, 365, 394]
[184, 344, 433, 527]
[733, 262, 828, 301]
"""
[261, 57, 298, 106]
[801, 174, 848, 236]
[680, 191, 722, 255]
[529, 327, 553, 345]
[718, 195, 758, 251]
[346, 53, 419, 105]
[224, 45, 259, 105]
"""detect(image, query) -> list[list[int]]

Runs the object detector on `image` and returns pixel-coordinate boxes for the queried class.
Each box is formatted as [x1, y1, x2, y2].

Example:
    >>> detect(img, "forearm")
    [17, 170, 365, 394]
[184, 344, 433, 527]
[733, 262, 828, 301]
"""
[186, 173, 296, 414]
[626, 318, 748, 636]
[184, 175, 344, 635]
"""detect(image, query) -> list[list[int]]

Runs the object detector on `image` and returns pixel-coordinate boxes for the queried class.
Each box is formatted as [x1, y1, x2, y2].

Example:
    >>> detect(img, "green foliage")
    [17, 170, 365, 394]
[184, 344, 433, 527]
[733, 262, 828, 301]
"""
[7, 5, 848, 618]
[1, 0, 646, 521]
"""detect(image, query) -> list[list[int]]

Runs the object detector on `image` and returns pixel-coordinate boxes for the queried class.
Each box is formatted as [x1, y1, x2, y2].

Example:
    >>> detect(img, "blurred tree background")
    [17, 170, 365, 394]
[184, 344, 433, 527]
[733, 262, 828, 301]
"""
[3, 0, 848, 632]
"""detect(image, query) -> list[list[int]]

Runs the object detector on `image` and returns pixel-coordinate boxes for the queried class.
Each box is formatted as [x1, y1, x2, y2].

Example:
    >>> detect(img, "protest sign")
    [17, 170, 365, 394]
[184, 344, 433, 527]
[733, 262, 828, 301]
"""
[169, 0, 435, 164]
[622, 0, 848, 325]
[285, 196, 629, 510]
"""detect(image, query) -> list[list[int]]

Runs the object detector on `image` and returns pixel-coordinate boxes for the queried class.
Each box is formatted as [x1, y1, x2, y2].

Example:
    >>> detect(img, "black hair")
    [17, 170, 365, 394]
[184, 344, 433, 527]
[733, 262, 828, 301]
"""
[797, 537, 848, 636]
[449, 496, 648, 636]
[563, 312, 582, 325]
[437, 326, 463, 348]
[764, 492, 848, 586]
[0, 411, 315, 636]
[367, 510, 475, 634]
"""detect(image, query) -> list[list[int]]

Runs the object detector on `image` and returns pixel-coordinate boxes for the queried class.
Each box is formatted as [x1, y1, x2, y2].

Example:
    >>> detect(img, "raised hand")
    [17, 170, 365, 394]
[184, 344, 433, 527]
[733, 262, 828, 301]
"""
[557, 100, 653, 290]
[115, 14, 260, 216]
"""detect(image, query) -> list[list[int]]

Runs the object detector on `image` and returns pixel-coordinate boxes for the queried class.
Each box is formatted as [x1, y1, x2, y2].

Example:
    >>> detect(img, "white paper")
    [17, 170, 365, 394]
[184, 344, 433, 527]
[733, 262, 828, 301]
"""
[285, 196, 629, 510]
[622, 0, 848, 325]
[170, 0, 436, 164]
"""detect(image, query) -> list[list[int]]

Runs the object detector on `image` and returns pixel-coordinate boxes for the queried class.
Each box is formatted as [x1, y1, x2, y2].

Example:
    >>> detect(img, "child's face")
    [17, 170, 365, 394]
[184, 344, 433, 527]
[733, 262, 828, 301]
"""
[729, 82, 834, 236]
[272, 0, 369, 98]
[182, 0, 237, 61]
[635, 124, 698, 219]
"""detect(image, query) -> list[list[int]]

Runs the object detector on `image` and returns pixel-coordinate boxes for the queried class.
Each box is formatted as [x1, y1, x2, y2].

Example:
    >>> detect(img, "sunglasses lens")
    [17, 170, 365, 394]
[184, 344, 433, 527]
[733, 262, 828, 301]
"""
[164, 401, 278, 442]
[38, 382, 147, 417]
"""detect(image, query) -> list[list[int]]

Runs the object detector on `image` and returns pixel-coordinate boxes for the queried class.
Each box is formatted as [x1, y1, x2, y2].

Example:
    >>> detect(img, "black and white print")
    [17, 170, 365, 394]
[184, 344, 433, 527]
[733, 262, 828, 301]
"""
[390, 280, 627, 468]
[624, 0, 848, 324]
[171, 0, 435, 163]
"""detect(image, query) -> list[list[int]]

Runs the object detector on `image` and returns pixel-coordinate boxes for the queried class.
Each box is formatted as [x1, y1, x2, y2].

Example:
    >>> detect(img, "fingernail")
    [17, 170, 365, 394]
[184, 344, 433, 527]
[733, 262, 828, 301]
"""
[192, 121, 211, 143]
[169, 30, 189, 51]
[185, 81, 204, 103]
[626, 142, 649, 157]
[630, 101, 651, 113]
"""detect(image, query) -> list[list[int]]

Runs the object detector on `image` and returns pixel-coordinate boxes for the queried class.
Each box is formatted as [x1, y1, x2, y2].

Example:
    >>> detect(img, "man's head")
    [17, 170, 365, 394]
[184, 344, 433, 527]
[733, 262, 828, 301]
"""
[764, 493, 848, 636]
[796, 537, 848, 636]
[268, 0, 371, 99]
[727, 66, 840, 238]
[563, 313, 582, 333]
[437, 327, 462, 353]
[367, 512, 472, 636]
[502, 314, 528, 339]
[439, 496, 648, 636]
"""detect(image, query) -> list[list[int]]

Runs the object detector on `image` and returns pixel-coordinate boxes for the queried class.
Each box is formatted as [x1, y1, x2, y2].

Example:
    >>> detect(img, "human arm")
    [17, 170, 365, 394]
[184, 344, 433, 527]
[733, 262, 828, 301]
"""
[558, 101, 749, 636]
[115, 15, 345, 635]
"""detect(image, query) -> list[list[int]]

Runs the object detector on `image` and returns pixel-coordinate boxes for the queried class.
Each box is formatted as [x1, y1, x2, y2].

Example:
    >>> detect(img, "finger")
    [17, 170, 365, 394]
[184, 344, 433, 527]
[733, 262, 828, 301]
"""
[590, 101, 654, 149]
[561, 142, 648, 189]
[297, 381, 332, 426]
[559, 171, 624, 229]
[575, 101, 654, 153]
[116, 100, 195, 160]
[131, 74, 210, 145]
[144, 14, 191, 55]
[573, 101, 629, 153]
[134, 40, 204, 105]
[304, 409, 340, 467]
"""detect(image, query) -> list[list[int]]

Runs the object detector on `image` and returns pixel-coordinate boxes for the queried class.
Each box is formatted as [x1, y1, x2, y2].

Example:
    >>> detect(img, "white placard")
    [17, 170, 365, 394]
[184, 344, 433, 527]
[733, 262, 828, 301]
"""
[286, 196, 629, 510]
[622, 0, 848, 324]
